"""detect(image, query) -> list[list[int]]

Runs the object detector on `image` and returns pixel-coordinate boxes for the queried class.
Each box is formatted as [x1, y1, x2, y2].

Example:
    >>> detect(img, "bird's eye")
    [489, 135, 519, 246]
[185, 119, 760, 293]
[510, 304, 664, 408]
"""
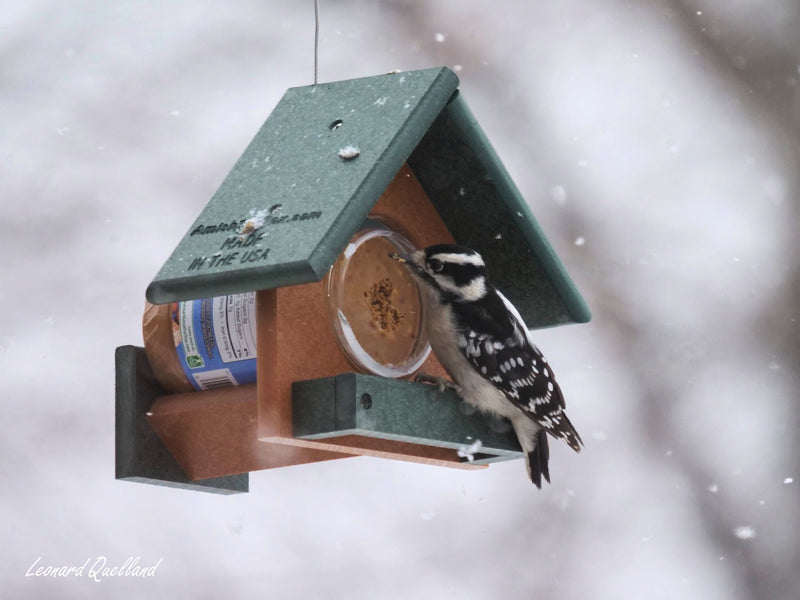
[428, 258, 444, 273]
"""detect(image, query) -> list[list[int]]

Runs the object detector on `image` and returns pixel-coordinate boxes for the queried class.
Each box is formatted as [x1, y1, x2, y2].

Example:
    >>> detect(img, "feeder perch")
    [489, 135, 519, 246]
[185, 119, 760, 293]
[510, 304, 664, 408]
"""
[116, 67, 590, 494]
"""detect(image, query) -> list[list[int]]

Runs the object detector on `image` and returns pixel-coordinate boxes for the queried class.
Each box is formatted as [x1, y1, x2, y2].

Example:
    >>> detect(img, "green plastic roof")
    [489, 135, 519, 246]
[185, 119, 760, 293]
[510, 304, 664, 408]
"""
[146, 67, 590, 329]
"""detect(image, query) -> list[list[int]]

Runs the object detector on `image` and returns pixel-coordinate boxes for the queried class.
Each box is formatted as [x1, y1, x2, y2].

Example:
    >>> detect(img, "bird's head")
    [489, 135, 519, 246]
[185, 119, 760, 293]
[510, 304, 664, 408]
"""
[390, 244, 489, 303]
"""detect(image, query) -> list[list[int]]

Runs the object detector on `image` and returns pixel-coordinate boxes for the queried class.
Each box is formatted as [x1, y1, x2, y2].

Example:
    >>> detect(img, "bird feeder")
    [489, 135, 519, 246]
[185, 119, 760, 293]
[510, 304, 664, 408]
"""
[115, 67, 590, 494]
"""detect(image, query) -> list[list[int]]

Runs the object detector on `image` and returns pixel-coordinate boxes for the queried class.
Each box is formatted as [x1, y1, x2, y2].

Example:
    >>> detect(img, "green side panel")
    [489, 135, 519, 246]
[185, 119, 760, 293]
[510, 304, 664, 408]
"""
[293, 373, 523, 465]
[408, 92, 591, 328]
[147, 67, 460, 304]
[115, 346, 248, 494]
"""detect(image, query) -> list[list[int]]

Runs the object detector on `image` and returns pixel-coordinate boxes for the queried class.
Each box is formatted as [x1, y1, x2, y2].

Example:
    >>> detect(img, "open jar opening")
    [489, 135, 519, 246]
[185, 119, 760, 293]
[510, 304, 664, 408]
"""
[324, 218, 430, 378]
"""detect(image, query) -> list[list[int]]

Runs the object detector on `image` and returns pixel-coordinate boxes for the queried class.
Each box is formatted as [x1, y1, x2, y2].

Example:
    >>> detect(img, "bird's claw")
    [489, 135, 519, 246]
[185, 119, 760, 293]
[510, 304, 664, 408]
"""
[414, 373, 463, 400]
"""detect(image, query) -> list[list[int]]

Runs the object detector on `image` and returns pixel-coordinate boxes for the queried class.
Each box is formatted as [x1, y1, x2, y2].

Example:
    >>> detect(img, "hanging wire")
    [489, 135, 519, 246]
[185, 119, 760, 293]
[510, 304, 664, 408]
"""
[314, 0, 319, 84]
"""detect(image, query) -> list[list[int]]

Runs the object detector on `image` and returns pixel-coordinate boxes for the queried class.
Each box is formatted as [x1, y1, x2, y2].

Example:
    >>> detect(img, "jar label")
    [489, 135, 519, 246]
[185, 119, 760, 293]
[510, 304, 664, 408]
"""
[175, 293, 258, 390]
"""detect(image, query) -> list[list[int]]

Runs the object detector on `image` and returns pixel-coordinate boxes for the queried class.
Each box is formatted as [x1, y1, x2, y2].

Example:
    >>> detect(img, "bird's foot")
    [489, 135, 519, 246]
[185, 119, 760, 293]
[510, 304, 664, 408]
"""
[414, 373, 463, 400]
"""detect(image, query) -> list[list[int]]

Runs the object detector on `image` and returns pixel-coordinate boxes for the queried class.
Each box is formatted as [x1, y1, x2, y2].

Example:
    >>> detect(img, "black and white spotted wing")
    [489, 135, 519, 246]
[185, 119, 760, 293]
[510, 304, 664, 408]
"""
[456, 291, 583, 452]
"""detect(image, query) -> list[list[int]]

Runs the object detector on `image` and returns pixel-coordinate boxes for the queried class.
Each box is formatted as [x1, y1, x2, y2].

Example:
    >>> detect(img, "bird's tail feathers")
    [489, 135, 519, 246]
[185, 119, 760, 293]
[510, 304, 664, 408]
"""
[513, 417, 551, 488]
[526, 429, 550, 488]
[552, 413, 583, 453]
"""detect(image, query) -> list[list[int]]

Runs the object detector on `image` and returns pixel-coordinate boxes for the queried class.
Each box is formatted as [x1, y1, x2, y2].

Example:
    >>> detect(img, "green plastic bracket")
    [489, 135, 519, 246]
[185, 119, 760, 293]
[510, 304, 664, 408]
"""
[115, 345, 248, 494]
[292, 373, 523, 465]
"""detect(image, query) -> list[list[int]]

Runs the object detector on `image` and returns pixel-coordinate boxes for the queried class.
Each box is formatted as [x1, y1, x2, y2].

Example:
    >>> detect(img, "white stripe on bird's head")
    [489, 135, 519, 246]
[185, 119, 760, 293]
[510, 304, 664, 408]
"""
[433, 273, 488, 301]
[428, 251, 485, 268]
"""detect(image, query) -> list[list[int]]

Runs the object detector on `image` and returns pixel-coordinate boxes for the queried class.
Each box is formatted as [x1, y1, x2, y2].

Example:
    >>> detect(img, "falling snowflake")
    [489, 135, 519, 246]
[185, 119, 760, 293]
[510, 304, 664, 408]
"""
[551, 185, 567, 205]
[733, 526, 756, 540]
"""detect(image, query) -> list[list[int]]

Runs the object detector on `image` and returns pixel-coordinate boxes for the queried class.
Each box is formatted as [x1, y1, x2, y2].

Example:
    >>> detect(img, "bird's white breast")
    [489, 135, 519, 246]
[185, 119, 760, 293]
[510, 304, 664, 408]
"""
[423, 298, 518, 421]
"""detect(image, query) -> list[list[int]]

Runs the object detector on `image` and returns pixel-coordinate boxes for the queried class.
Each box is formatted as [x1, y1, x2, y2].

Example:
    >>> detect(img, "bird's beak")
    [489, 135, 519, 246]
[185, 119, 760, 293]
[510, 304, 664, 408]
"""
[391, 249, 433, 286]
[389, 252, 409, 263]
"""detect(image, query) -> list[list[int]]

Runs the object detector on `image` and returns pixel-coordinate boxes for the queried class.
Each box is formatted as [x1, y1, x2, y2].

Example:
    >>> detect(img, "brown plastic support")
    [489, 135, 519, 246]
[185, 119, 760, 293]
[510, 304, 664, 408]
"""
[146, 385, 349, 481]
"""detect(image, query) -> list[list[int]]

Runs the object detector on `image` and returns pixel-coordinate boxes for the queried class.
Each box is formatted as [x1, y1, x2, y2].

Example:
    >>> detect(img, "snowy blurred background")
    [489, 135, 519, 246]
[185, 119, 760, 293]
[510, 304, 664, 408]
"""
[2, 0, 799, 598]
